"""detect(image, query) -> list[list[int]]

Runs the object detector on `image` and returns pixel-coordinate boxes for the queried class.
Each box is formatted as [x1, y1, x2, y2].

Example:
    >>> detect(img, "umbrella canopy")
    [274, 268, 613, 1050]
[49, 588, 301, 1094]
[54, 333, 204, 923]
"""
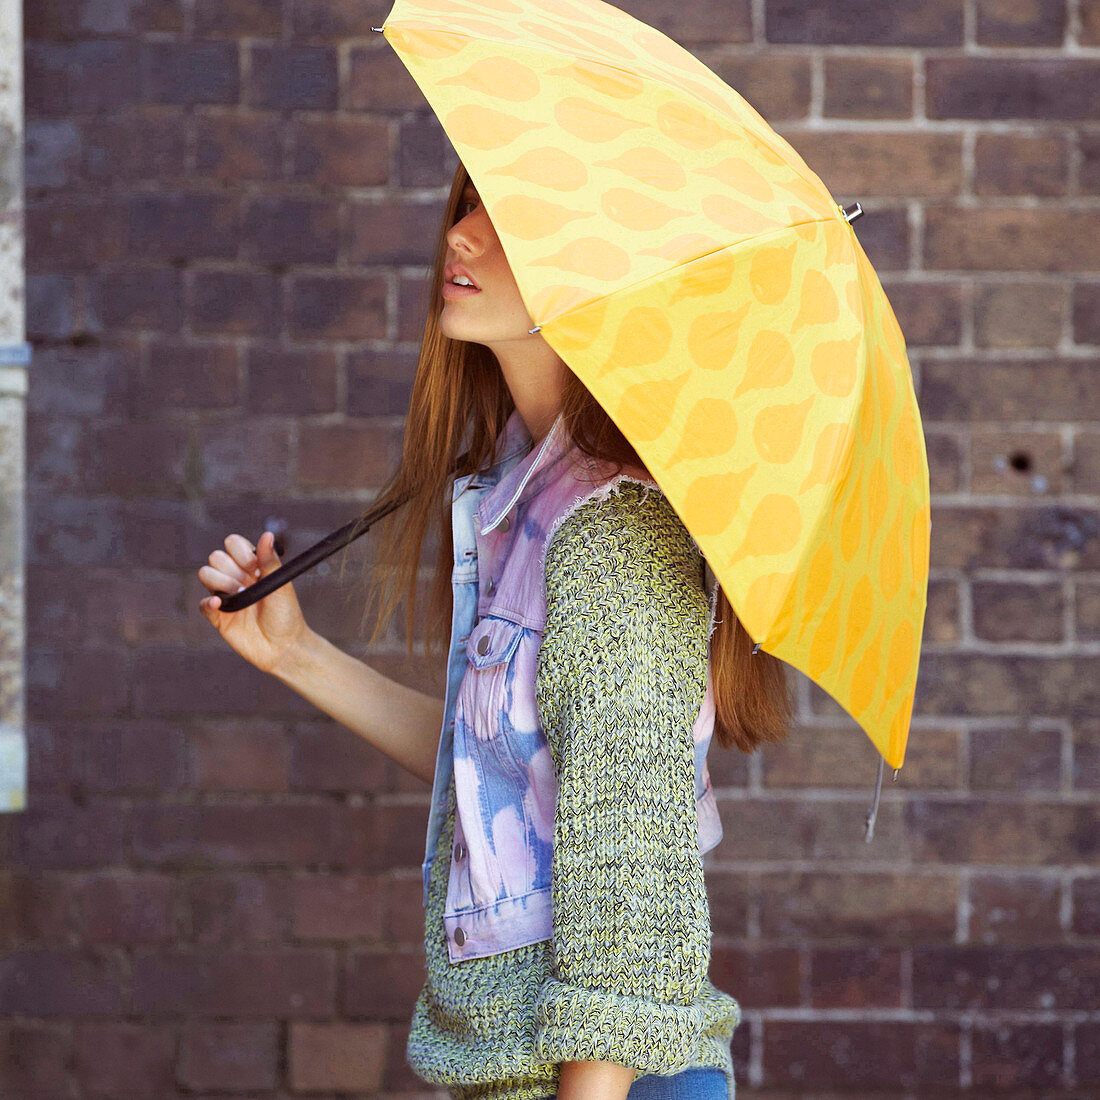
[376, 0, 930, 772]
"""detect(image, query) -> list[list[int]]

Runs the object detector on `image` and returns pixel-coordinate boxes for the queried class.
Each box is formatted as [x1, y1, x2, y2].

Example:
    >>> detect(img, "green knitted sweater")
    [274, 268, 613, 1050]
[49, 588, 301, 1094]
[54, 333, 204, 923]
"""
[407, 482, 741, 1100]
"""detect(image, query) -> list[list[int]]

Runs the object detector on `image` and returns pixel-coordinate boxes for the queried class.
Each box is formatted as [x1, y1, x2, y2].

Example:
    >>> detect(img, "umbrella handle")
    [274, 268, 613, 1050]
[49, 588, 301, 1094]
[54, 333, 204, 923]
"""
[212, 451, 472, 613]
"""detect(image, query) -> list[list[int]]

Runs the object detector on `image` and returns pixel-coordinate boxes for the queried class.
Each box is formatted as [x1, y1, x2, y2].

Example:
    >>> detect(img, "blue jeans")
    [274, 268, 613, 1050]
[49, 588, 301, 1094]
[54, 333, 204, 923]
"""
[627, 1067, 728, 1099]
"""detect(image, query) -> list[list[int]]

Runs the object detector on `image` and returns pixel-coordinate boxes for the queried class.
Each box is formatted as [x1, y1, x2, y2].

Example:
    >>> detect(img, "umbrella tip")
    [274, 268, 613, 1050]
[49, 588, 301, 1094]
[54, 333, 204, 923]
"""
[529, 325, 541, 334]
[371, 25, 384, 31]
[751, 641, 762, 655]
[841, 202, 864, 224]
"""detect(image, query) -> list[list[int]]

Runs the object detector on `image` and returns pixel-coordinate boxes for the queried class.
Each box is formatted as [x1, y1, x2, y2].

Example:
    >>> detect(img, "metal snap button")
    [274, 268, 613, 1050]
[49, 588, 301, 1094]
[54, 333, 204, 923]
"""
[454, 927, 466, 946]
[486, 578, 496, 595]
[454, 842, 466, 860]
[498, 515, 510, 532]
[476, 635, 490, 655]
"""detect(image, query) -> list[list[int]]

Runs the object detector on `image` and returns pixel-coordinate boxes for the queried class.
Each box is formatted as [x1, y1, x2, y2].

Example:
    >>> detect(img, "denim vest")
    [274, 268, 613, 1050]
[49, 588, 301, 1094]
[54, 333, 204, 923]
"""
[422, 408, 723, 964]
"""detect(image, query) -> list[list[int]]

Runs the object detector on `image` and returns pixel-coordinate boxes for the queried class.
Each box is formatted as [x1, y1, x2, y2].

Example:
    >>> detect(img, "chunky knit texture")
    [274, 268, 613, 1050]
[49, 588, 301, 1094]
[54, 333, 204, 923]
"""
[407, 481, 741, 1100]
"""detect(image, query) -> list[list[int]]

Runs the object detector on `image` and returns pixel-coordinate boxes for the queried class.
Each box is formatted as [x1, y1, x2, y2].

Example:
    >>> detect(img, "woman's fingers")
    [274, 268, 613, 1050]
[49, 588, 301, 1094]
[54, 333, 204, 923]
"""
[207, 548, 255, 589]
[198, 561, 248, 596]
[224, 533, 262, 577]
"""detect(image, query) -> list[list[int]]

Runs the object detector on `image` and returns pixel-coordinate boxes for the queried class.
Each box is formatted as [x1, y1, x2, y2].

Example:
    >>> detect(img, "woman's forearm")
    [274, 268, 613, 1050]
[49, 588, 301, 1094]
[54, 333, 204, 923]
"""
[273, 627, 444, 784]
[557, 1060, 636, 1100]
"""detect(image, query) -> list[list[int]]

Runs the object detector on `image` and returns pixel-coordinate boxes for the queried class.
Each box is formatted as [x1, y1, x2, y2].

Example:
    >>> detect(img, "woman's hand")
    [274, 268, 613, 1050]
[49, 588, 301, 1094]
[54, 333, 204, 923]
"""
[197, 530, 312, 676]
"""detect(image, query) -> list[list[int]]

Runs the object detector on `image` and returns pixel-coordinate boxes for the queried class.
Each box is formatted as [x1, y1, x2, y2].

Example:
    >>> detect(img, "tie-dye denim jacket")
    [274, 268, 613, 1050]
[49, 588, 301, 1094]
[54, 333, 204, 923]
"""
[421, 408, 723, 964]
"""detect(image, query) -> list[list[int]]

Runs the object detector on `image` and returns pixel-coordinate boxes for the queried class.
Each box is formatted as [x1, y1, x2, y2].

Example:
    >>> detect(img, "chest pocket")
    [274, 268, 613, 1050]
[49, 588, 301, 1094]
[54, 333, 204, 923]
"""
[462, 615, 525, 742]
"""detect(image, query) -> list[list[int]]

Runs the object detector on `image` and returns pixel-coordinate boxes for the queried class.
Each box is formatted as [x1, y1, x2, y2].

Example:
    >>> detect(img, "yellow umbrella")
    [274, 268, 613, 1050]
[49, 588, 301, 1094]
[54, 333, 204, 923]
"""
[373, 0, 931, 778]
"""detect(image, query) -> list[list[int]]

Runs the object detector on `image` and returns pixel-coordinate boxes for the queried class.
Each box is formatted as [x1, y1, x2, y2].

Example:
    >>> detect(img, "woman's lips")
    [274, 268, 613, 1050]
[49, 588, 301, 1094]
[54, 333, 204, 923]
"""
[442, 281, 482, 298]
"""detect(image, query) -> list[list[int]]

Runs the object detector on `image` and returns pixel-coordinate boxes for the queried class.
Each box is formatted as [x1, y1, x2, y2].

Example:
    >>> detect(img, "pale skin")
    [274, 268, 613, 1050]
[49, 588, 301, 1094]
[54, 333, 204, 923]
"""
[198, 177, 635, 1100]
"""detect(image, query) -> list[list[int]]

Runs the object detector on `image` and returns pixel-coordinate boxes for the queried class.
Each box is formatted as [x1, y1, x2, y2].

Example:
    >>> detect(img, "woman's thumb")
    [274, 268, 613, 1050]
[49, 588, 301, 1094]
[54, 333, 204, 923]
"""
[258, 530, 282, 573]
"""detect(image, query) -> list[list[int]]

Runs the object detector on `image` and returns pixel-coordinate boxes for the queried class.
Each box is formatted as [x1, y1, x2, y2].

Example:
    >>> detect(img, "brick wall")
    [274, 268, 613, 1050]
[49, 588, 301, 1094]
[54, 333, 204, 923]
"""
[6, 0, 1100, 1096]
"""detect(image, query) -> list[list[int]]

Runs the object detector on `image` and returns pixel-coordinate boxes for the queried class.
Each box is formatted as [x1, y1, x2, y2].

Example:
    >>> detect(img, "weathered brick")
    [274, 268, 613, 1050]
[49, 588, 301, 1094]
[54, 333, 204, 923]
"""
[928, 58, 1100, 120]
[74, 873, 176, 944]
[905, 798, 1100, 865]
[194, 110, 282, 180]
[1085, 0, 1100, 44]
[1074, 1021, 1100, 1086]
[288, 273, 387, 339]
[383, 1019, 424, 1091]
[698, 52, 811, 120]
[0, 1021, 71, 1097]
[709, 947, 800, 1008]
[190, 720, 291, 792]
[922, 359, 1100, 421]
[1071, 282, 1100, 343]
[765, 0, 963, 45]
[344, 949, 426, 1020]
[914, 654, 1100, 720]
[194, 0, 283, 37]
[884, 280, 963, 348]
[789, 130, 962, 198]
[26, 649, 130, 719]
[130, 801, 347, 867]
[969, 873, 1062, 944]
[246, 345, 338, 414]
[192, 268, 280, 336]
[247, 43, 338, 110]
[971, 581, 1065, 643]
[26, 40, 141, 116]
[348, 347, 417, 418]
[88, 420, 192, 497]
[397, 113, 451, 187]
[823, 56, 913, 119]
[241, 195, 340, 265]
[1073, 719, 1100, 790]
[292, 0, 389, 38]
[763, 1020, 959, 1089]
[186, 872, 293, 943]
[974, 132, 1069, 197]
[926, 206, 1100, 271]
[290, 116, 391, 186]
[128, 191, 239, 261]
[0, 869, 76, 942]
[810, 945, 903, 1008]
[26, 199, 129, 269]
[925, 578, 962, 644]
[975, 0, 1066, 46]
[346, 802, 430, 873]
[296, 422, 401, 490]
[1078, 578, 1100, 641]
[972, 1021, 1063, 1089]
[924, 430, 963, 494]
[26, 0, 184, 37]
[26, 272, 76, 337]
[131, 948, 336, 1015]
[289, 720, 397, 795]
[705, 870, 752, 938]
[289, 1021, 387, 1090]
[176, 1021, 279, 1090]
[348, 45, 434, 113]
[72, 1022, 178, 1099]
[199, 420, 292, 493]
[974, 280, 1065, 349]
[381, 875, 425, 943]
[0, 949, 126, 1015]
[347, 198, 449, 265]
[757, 870, 958, 941]
[291, 872, 383, 939]
[11, 796, 127, 870]
[969, 724, 1063, 790]
[914, 944, 1100, 1009]
[141, 40, 240, 106]
[86, 266, 183, 333]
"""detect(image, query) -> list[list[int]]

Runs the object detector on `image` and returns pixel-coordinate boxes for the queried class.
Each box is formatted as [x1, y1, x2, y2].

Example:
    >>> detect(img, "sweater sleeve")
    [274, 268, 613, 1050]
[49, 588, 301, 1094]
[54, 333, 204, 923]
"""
[531, 479, 715, 1074]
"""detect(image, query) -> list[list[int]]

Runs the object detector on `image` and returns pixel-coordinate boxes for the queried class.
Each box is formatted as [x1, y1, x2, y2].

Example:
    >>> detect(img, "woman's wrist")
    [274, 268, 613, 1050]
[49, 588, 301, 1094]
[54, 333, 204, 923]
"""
[556, 1059, 636, 1100]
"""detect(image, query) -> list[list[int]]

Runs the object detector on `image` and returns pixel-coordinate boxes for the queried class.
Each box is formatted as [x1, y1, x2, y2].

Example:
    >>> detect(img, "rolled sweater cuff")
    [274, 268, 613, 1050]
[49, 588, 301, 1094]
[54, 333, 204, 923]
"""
[532, 976, 708, 1075]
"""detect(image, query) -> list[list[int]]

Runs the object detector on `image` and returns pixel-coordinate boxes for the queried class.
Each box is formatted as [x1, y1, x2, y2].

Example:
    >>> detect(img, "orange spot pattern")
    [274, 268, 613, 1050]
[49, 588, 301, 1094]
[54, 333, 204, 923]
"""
[383, 0, 930, 770]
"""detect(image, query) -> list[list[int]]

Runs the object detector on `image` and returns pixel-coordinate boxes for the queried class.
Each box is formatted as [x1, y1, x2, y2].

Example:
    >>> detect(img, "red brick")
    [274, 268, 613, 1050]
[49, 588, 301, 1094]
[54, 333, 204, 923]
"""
[347, 45, 429, 113]
[0, 1021, 71, 1097]
[757, 870, 958, 941]
[763, 1020, 959, 1089]
[347, 198, 449, 265]
[135, 339, 240, 412]
[289, 721, 398, 795]
[132, 948, 336, 1015]
[882, 279, 963, 347]
[971, 581, 1065, 643]
[383, 1019, 424, 1091]
[72, 1022, 177, 1098]
[26, 40, 141, 116]
[697, 52, 811, 121]
[26, 0, 183, 37]
[973, 281, 1066, 348]
[290, 116, 391, 186]
[0, 869, 76, 943]
[346, 802, 431, 873]
[969, 873, 1062, 944]
[130, 801, 349, 867]
[190, 720, 291, 792]
[1074, 1021, 1100, 1086]
[194, 0, 282, 37]
[809, 945, 903, 1008]
[74, 873, 176, 944]
[186, 872, 293, 943]
[705, 870, 752, 939]
[709, 946, 801, 1008]
[823, 56, 913, 119]
[246, 43, 338, 111]
[344, 949, 427, 1020]
[975, 0, 1066, 46]
[11, 796, 128, 869]
[26, 272, 75, 337]
[292, 872, 383, 939]
[381, 875, 425, 943]
[241, 195, 340, 265]
[925, 578, 962, 644]
[73, 720, 190, 793]
[26, 345, 131, 418]
[928, 58, 1100, 119]
[1085, 0, 1100, 44]
[297, 422, 401, 490]
[292, 0, 389, 38]
[974, 133, 1069, 197]
[26, 199, 129, 269]
[1078, 579, 1100, 641]
[348, 347, 417, 418]
[246, 344, 338, 414]
[86, 266, 184, 333]
[1073, 719, 1100, 791]
[141, 40, 240, 106]
[1072, 283, 1100, 343]
[199, 419, 292, 493]
[971, 429, 1066, 496]
[765, 0, 963, 45]
[194, 110, 282, 180]
[287, 273, 387, 340]
[192, 268, 280, 336]
[127, 191, 239, 261]
[289, 1021, 387, 1090]
[0, 949, 126, 1015]
[177, 1020, 279, 1090]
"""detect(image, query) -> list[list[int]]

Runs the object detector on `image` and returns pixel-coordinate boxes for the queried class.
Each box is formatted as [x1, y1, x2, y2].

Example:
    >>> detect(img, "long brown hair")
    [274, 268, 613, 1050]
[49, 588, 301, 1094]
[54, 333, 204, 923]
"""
[343, 161, 793, 754]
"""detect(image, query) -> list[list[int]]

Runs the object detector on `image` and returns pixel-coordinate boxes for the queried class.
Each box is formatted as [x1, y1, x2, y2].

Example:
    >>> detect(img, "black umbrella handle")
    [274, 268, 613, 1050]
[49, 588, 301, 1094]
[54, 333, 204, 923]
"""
[213, 453, 470, 613]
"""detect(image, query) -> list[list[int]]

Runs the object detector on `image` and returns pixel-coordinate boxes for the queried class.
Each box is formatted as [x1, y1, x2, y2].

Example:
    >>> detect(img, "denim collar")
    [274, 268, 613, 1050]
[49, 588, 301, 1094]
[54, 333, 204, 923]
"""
[477, 408, 570, 535]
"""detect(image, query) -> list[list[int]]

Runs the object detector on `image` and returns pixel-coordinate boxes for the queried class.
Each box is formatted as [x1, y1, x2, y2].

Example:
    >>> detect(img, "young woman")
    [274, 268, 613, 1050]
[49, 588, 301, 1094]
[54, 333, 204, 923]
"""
[198, 162, 793, 1100]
